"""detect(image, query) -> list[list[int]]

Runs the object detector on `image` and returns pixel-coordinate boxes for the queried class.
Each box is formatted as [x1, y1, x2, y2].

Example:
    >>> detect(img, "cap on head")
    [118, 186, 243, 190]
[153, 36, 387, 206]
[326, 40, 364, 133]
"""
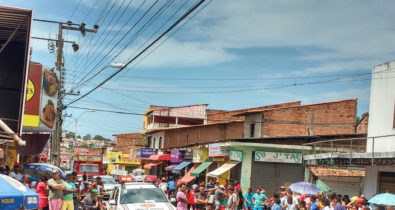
[220, 185, 225, 189]
[280, 186, 285, 189]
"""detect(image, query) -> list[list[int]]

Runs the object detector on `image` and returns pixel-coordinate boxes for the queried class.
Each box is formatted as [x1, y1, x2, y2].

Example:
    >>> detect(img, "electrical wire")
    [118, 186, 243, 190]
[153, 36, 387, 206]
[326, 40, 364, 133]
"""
[65, 0, 206, 107]
[69, 0, 82, 20]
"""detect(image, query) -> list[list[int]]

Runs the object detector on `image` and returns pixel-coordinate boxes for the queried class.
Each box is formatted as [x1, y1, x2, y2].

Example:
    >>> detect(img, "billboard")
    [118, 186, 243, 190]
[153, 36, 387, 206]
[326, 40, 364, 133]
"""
[23, 63, 58, 131]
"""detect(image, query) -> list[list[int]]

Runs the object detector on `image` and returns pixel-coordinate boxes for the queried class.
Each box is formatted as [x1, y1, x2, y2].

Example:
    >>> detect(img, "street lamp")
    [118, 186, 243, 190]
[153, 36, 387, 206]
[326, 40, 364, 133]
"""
[74, 109, 95, 143]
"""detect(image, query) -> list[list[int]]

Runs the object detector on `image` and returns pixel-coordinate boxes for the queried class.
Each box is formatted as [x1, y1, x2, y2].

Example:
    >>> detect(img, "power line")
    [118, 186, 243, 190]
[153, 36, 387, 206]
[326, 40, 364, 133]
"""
[69, 0, 82, 20]
[82, 0, 100, 22]
[68, 106, 145, 116]
[65, 1, 206, 107]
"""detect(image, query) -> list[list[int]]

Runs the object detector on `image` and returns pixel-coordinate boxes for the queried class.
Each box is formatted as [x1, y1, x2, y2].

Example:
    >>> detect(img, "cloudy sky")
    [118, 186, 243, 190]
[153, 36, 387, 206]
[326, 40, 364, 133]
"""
[4, 0, 395, 139]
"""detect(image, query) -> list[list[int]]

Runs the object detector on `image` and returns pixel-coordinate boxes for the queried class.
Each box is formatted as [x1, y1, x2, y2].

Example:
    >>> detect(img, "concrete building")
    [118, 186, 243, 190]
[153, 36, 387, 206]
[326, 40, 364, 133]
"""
[364, 60, 395, 198]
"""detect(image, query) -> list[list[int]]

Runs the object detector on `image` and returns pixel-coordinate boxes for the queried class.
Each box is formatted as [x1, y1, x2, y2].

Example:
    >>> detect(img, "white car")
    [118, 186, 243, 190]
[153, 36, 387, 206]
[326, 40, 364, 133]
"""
[105, 182, 176, 210]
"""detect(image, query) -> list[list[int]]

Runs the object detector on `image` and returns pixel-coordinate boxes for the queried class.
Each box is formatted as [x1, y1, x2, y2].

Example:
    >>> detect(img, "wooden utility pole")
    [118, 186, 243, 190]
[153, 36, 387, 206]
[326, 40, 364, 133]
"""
[33, 19, 97, 166]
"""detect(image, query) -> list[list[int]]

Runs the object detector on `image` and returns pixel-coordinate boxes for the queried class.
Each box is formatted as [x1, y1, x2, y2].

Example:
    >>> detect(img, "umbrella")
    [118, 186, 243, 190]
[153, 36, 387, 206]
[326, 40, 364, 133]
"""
[289, 181, 321, 194]
[24, 163, 66, 179]
[0, 174, 39, 210]
[368, 193, 395, 206]
[315, 180, 331, 193]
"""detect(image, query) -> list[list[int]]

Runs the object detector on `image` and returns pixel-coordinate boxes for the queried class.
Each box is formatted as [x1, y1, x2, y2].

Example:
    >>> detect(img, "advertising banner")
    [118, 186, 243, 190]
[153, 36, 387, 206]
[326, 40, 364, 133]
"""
[193, 148, 208, 163]
[170, 149, 184, 163]
[23, 63, 42, 127]
[116, 154, 141, 165]
[230, 150, 243, 162]
[136, 148, 158, 158]
[39, 66, 59, 129]
[254, 151, 302, 164]
[209, 143, 229, 157]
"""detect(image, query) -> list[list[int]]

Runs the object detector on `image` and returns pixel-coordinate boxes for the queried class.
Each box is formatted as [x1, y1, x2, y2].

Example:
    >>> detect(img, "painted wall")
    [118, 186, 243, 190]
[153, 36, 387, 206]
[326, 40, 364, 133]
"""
[367, 61, 395, 152]
[363, 166, 395, 199]
[319, 176, 363, 196]
[243, 113, 262, 138]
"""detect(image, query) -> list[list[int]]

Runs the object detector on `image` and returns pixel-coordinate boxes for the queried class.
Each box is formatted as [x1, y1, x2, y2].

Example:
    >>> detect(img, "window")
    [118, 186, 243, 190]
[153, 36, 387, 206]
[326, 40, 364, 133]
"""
[393, 102, 395, 129]
[250, 123, 255, 137]
[153, 138, 156, 149]
[120, 188, 168, 204]
[158, 137, 162, 149]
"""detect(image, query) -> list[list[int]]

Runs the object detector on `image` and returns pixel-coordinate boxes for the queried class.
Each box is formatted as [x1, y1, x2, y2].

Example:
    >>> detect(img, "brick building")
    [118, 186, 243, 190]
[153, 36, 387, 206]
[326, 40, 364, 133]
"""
[238, 99, 357, 138]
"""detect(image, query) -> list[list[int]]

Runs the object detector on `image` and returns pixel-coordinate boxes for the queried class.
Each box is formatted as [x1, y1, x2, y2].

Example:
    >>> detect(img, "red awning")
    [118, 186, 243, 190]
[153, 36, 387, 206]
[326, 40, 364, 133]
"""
[143, 162, 163, 169]
[148, 154, 171, 161]
[177, 164, 199, 185]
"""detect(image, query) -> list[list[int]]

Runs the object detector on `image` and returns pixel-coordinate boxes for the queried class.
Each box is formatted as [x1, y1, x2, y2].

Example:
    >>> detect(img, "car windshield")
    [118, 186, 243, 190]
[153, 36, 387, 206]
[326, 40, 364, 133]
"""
[120, 188, 168, 204]
[101, 177, 116, 184]
[80, 165, 99, 173]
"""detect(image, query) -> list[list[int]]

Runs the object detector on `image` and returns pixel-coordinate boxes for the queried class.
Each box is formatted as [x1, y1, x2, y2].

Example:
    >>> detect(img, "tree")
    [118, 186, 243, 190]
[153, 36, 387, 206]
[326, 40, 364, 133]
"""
[83, 134, 91, 140]
[65, 131, 75, 139]
[92, 135, 109, 140]
[76, 135, 81, 139]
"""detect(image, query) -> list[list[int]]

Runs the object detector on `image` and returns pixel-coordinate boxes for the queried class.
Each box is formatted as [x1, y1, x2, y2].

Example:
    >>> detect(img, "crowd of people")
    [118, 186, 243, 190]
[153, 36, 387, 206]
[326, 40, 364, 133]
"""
[0, 163, 105, 210]
[166, 178, 393, 210]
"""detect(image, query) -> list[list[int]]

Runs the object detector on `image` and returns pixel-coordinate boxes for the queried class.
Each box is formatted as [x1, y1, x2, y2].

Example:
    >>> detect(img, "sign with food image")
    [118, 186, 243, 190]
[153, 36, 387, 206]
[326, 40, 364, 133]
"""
[42, 68, 59, 97]
[39, 66, 58, 129]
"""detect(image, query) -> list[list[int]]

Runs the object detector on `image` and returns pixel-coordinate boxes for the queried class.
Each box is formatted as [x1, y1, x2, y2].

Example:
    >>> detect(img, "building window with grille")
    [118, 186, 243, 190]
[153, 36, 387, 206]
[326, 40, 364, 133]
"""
[250, 123, 255, 137]
[158, 137, 162, 149]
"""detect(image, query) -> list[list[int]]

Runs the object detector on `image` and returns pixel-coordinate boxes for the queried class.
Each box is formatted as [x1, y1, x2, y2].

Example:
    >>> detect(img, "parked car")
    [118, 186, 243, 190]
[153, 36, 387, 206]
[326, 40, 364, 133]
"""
[94, 175, 120, 200]
[104, 182, 176, 210]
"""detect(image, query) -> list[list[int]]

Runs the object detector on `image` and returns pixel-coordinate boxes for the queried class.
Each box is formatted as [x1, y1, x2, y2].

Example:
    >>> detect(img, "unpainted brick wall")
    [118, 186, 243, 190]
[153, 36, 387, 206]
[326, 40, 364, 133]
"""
[262, 100, 357, 137]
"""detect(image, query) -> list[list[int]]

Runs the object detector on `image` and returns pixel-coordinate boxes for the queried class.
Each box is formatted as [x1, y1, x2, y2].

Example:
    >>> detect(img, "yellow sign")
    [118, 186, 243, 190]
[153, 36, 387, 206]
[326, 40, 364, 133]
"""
[26, 79, 34, 101]
[193, 148, 208, 163]
[1, 198, 15, 204]
[115, 154, 141, 165]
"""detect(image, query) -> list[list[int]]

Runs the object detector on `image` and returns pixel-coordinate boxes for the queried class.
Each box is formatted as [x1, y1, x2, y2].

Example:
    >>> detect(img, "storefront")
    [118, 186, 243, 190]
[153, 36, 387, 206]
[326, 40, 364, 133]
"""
[136, 148, 158, 174]
[229, 142, 307, 194]
[206, 143, 232, 185]
[145, 153, 170, 177]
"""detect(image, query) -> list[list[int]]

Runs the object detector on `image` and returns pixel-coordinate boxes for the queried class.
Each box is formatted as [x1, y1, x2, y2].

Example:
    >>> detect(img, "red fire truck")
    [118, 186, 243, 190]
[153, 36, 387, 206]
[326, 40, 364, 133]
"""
[74, 154, 104, 176]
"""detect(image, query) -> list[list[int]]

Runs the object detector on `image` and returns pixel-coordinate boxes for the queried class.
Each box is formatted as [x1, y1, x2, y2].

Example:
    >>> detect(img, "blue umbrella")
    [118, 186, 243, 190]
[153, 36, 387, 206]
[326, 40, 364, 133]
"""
[289, 181, 321, 194]
[368, 193, 395, 206]
[24, 163, 66, 179]
[0, 174, 39, 210]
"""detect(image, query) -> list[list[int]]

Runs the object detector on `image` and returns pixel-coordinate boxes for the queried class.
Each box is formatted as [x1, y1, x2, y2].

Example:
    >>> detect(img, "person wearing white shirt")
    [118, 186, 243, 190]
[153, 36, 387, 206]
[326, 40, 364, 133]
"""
[9, 163, 23, 182]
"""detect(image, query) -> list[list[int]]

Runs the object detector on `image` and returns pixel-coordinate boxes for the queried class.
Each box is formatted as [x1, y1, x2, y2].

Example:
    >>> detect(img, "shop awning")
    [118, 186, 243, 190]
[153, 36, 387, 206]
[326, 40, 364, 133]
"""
[207, 161, 239, 177]
[144, 162, 163, 169]
[172, 161, 191, 174]
[165, 164, 178, 171]
[148, 154, 171, 161]
[191, 160, 213, 177]
[178, 164, 199, 185]
[316, 179, 331, 193]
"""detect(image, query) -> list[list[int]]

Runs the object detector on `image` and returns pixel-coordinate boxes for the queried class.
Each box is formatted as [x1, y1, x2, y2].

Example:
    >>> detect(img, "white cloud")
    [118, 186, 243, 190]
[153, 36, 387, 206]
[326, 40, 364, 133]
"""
[148, 0, 395, 72]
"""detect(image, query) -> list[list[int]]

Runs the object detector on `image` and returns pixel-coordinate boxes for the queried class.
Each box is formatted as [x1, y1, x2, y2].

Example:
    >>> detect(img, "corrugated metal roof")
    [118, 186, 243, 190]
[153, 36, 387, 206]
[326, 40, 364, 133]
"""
[0, 5, 32, 49]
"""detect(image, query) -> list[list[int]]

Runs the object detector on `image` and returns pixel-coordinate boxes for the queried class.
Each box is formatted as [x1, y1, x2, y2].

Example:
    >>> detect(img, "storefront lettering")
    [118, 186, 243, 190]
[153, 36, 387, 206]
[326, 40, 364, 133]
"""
[2, 198, 14, 204]
[254, 151, 302, 164]
[230, 150, 243, 161]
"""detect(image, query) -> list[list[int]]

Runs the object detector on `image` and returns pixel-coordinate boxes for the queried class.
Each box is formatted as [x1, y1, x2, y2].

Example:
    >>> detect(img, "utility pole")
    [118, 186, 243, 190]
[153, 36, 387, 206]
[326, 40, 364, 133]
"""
[33, 19, 98, 166]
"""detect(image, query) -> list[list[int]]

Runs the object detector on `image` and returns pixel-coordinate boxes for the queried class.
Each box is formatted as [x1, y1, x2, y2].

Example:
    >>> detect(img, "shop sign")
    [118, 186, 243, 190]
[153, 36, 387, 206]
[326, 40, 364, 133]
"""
[209, 143, 229, 157]
[230, 150, 243, 162]
[136, 148, 158, 158]
[170, 149, 184, 163]
[23, 63, 42, 127]
[193, 149, 208, 163]
[79, 155, 102, 162]
[116, 154, 141, 165]
[254, 151, 302, 164]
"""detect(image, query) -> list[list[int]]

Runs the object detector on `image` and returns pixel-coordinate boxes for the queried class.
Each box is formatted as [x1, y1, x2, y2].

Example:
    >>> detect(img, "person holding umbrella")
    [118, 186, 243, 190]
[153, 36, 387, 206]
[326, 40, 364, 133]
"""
[48, 171, 66, 210]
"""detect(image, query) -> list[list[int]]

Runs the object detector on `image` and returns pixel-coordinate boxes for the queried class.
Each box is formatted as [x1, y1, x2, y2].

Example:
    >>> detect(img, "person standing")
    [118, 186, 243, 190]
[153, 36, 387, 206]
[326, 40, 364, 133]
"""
[62, 174, 77, 210]
[71, 172, 79, 210]
[36, 176, 49, 210]
[333, 197, 346, 210]
[272, 199, 281, 210]
[48, 171, 66, 210]
[82, 189, 100, 210]
[23, 175, 31, 188]
[215, 185, 226, 210]
[252, 188, 267, 210]
[195, 185, 208, 210]
[177, 183, 189, 210]
[244, 188, 254, 210]
[9, 163, 23, 181]
[226, 187, 238, 210]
